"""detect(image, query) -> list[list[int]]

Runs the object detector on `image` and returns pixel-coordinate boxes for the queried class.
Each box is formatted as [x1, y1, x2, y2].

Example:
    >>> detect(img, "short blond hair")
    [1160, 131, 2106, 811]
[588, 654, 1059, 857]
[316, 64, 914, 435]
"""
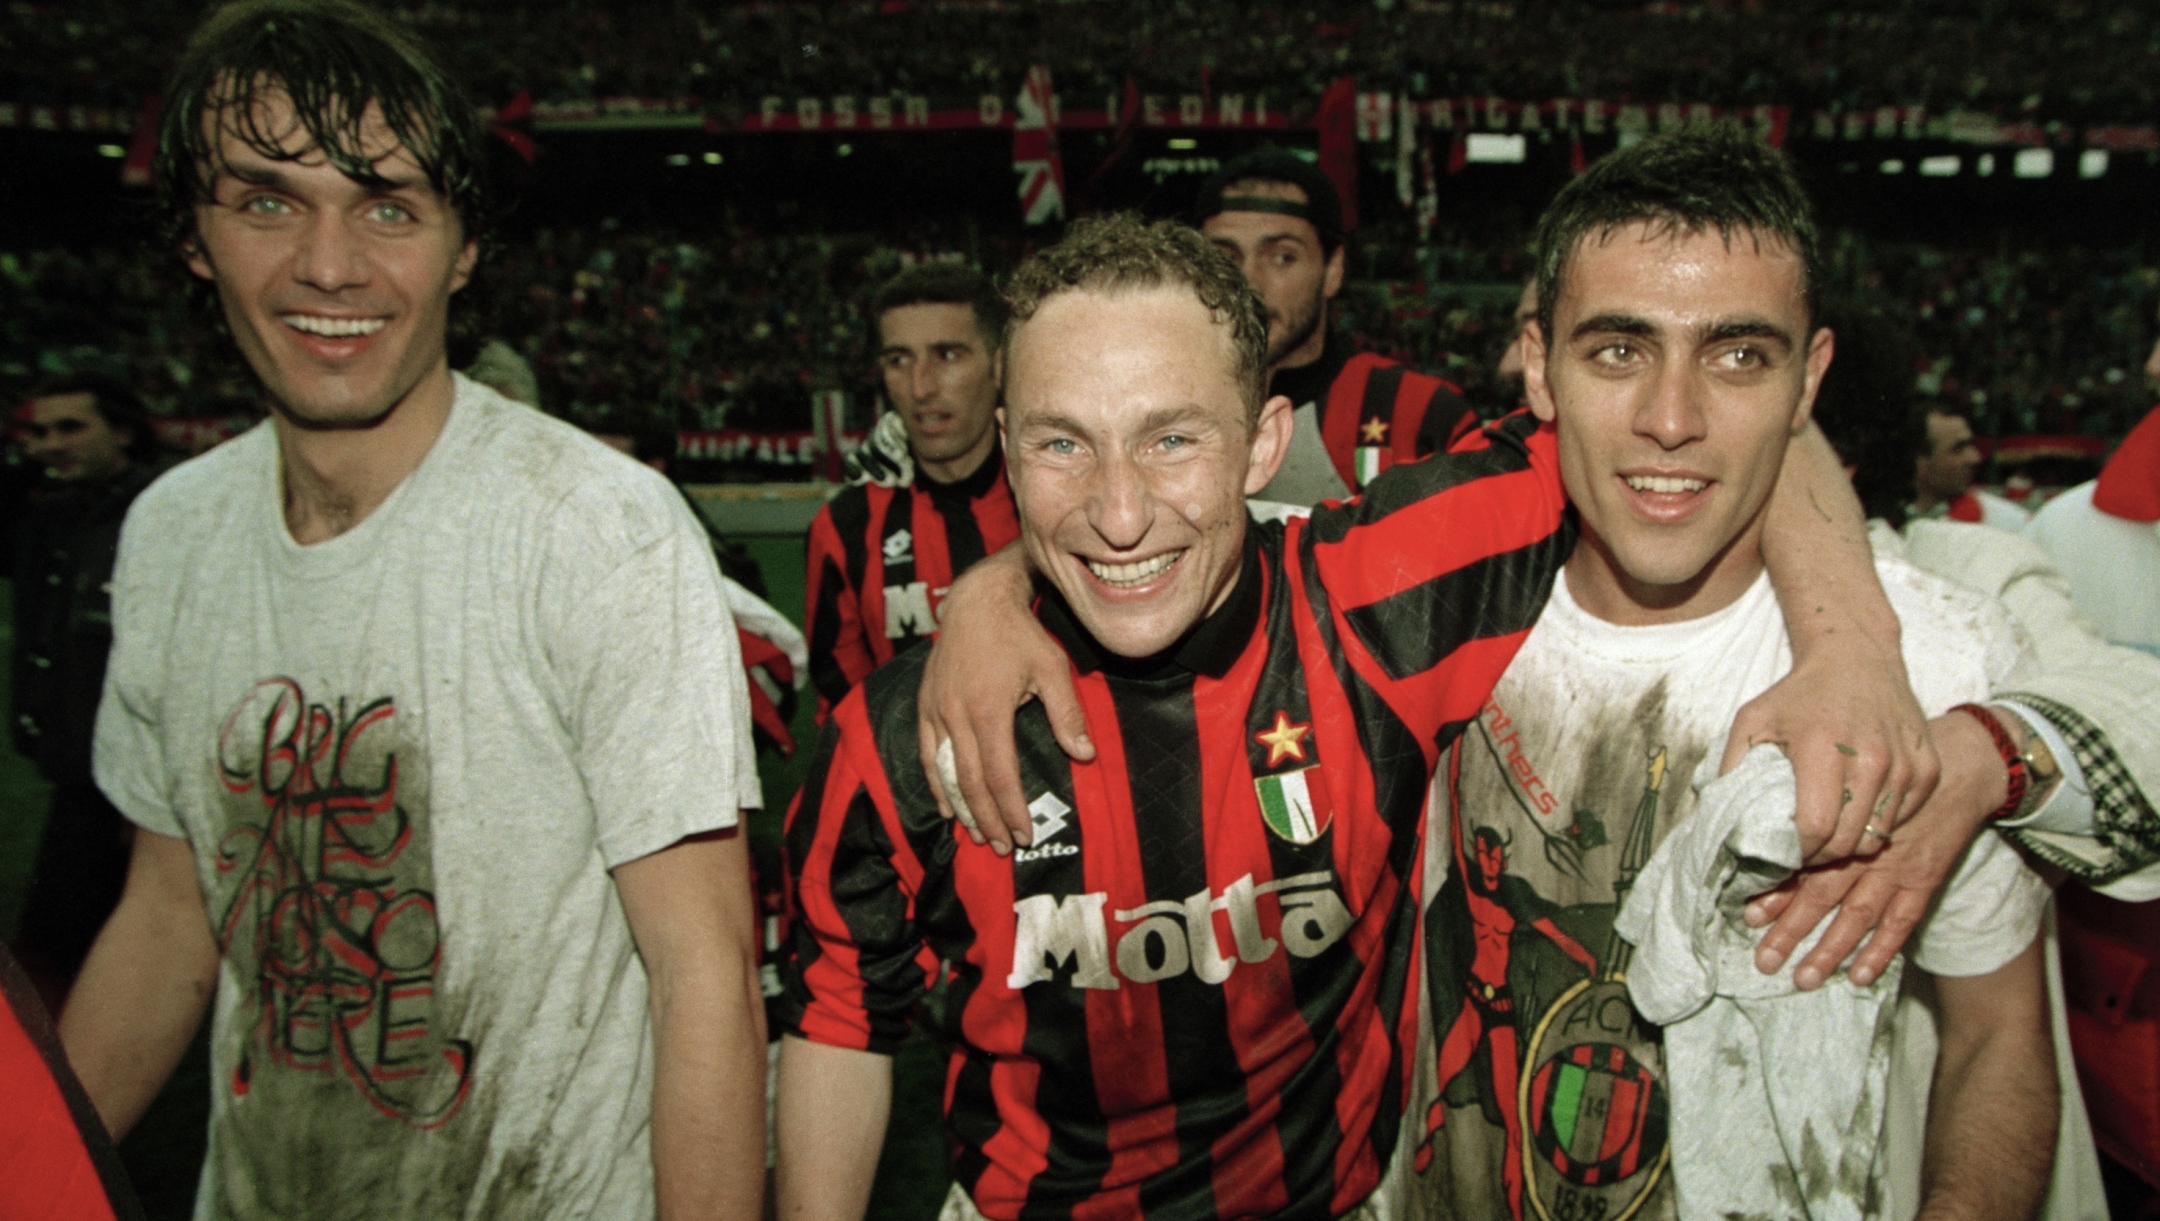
[1003, 213, 1270, 422]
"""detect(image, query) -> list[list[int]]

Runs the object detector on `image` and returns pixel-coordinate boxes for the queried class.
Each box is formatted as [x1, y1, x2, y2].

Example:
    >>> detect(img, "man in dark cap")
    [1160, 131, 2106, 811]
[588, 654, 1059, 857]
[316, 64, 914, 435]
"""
[1194, 146, 1480, 503]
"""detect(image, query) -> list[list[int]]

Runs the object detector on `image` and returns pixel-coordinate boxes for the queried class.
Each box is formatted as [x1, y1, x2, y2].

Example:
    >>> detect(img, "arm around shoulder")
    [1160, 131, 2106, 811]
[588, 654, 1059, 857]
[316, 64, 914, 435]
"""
[1744, 420, 1937, 864]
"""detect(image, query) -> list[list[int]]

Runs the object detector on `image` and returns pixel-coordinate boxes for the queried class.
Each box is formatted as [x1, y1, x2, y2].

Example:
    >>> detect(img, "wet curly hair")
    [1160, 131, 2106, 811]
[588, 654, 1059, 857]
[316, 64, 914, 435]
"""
[1003, 213, 1270, 423]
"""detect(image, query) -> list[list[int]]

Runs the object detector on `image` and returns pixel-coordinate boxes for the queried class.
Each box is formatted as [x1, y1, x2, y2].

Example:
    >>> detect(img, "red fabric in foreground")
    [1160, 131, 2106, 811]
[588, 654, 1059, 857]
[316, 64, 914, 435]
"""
[1946, 490, 1985, 523]
[0, 972, 120, 1221]
[2058, 887, 2160, 1189]
[2095, 405, 2160, 523]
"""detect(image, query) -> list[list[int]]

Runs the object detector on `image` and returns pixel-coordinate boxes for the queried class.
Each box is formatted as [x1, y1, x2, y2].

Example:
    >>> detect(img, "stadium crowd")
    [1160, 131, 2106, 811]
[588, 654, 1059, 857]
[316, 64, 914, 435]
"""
[6, 0, 2160, 123]
[6, 217, 2154, 456]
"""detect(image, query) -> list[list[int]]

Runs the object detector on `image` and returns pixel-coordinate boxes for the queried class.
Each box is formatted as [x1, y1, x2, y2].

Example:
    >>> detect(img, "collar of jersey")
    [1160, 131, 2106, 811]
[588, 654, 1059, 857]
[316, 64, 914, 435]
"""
[1266, 329, 1351, 411]
[915, 437, 1004, 503]
[1035, 526, 1264, 682]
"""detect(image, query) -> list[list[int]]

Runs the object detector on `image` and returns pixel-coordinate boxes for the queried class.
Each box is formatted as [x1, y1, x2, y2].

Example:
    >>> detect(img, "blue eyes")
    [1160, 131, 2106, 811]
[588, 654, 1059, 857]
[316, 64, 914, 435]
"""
[238, 196, 415, 224]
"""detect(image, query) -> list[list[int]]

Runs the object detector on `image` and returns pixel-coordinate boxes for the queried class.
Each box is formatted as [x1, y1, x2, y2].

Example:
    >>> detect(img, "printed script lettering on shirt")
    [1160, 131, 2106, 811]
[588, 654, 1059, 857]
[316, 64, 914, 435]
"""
[212, 678, 474, 1128]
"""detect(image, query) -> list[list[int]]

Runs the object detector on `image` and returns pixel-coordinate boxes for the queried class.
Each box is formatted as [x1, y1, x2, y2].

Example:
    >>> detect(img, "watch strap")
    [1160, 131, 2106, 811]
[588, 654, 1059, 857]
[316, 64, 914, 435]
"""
[1952, 702, 2029, 823]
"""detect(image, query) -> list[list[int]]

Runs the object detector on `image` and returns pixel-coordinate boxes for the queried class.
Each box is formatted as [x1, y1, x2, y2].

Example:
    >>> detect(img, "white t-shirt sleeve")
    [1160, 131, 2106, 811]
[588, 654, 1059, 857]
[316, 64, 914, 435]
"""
[542, 487, 757, 868]
[91, 493, 184, 839]
[1905, 830, 2049, 978]
[1876, 557, 2050, 976]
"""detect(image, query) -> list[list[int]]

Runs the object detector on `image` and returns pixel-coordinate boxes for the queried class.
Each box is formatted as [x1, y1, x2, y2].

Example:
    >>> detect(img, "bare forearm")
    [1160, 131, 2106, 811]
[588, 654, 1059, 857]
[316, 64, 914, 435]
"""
[1920, 944, 2056, 1221]
[1735, 420, 1936, 868]
[1763, 422, 1900, 659]
[616, 830, 769, 1219]
[58, 830, 217, 1140]
[651, 956, 768, 1219]
[775, 1036, 891, 1221]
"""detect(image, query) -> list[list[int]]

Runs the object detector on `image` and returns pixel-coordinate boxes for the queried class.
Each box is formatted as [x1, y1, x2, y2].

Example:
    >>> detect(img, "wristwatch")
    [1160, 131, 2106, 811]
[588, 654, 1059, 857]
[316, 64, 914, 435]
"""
[1952, 703, 2065, 823]
[2002, 706, 2065, 823]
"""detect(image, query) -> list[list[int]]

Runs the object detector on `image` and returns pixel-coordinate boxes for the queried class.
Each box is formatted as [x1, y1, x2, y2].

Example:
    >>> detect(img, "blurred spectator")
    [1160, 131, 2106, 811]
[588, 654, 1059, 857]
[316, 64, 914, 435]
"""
[3, 217, 2155, 470]
[6, 373, 172, 1012]
[464, 338, 541, 406]
[2029, 404, 2160, 655]
[1912, 401, 2034, 531]
[11, 1, 2160, 126]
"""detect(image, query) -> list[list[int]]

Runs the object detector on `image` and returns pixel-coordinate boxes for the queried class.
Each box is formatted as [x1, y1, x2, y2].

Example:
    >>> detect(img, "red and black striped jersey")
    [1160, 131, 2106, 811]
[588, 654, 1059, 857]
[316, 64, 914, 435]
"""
[1272, 339, 1482, 495]
[804, 445, 1021, 721]
[781, 412, 1572, 1220]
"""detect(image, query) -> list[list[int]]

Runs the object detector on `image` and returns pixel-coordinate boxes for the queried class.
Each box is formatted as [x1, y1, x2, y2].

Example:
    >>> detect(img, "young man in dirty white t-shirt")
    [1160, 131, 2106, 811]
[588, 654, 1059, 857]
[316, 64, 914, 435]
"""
[1402, 129, 2056, 1221]
[57, 3, 768, 1215]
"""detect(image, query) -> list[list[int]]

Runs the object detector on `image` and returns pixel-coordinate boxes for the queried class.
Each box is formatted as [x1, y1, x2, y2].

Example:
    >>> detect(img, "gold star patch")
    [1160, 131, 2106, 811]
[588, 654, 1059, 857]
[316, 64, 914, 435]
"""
[1255, 711, 1312, 768]
[1360, 417, 1389, 444]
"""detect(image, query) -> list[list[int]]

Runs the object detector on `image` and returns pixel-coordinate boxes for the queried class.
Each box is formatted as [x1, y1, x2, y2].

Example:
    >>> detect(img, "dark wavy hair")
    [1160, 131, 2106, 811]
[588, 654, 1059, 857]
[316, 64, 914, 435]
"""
[1532, 124, 1823, 345]
[1003, 213, 1270, 422]
[874, 264, 1011, 354]
[154, 0, 493, 252]
[32, 372, 158, 461]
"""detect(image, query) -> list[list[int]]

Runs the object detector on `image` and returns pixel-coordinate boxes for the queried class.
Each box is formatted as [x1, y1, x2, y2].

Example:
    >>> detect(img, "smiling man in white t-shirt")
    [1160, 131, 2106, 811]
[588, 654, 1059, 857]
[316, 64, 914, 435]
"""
[54, 2, 767, 1215]
[1405, 128, 2056, 1221]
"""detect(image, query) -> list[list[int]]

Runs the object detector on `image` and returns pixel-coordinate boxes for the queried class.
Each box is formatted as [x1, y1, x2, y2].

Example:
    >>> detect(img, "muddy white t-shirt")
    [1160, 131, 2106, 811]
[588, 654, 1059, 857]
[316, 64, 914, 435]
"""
[94, 376, 758, 1219]
[1399, 558, 2047, 1221]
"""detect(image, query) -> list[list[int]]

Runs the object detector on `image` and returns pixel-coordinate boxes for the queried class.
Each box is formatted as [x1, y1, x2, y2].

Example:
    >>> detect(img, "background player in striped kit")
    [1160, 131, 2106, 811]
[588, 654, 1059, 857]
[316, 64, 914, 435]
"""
[804, 264, 1020, 721]
[1195, 147, 1484, 505]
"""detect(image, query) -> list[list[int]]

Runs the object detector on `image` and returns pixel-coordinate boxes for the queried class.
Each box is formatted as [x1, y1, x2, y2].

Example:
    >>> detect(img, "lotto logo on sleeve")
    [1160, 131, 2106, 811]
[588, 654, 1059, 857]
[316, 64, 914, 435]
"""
[1007, 871, 1353, 991]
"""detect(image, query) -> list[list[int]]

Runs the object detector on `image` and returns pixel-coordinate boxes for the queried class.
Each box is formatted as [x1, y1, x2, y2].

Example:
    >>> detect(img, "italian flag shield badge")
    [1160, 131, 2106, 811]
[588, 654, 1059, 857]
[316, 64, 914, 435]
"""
[1254, 764, 1334, 845]
[1353, 446, 1387, 487]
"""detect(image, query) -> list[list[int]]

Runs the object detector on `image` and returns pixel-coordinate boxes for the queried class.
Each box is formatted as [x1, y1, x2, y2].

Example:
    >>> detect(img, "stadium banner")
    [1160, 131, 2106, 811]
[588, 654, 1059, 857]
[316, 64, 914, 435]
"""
[707, 91, 1292, 133]
[1361, 96, 1793, 148]
[11, 91, 2152, 152]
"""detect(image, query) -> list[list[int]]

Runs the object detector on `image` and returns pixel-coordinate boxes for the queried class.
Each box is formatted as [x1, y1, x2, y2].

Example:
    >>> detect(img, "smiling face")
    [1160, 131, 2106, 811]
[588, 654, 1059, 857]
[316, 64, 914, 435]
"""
[184, 88, 477, 431]
[1525, 222, 1830, 625]
[1202, 181, 1345, 372]
[878, 301, 1001, 483]
[1002, 285, 1291, 659]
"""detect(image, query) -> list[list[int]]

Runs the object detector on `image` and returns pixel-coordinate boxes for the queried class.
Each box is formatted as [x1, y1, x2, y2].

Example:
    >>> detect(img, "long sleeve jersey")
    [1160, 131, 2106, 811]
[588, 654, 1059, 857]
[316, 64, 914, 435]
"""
[781, 412, 1572, 1220]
